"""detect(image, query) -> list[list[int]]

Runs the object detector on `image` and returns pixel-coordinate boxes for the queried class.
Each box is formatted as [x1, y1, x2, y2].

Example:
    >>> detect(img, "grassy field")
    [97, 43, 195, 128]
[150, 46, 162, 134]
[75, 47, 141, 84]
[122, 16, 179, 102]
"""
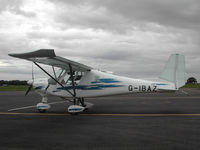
[0, 85, 29, 91]
[182, 84, 200, 88]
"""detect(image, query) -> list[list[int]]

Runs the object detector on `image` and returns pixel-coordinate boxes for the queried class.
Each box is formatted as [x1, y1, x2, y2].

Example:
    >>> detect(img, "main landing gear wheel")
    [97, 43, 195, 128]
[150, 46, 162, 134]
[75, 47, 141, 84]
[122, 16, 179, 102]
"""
[68, 98, 85, 115]
[68, 104, 85, 115]
[68, 98, 94, 115]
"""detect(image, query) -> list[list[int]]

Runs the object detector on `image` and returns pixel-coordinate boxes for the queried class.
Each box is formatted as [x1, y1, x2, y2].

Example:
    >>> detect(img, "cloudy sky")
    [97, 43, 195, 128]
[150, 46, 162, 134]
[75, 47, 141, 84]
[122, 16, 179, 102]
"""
[0, 0, 200, 81]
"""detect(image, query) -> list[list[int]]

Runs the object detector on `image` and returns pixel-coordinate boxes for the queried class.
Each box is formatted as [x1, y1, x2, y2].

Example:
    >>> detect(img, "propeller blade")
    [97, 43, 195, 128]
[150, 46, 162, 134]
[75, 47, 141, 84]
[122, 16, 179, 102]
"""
[32, 62, 34, 80]
[45, 84, 50, 93]
[25, 63, 34, 96]
[25, 84, 33, 96]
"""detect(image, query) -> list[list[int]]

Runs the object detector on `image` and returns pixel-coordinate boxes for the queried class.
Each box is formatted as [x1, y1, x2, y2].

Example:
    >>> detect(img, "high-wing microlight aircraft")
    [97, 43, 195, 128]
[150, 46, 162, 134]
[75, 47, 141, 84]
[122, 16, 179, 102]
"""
[9, 49, 185, 114]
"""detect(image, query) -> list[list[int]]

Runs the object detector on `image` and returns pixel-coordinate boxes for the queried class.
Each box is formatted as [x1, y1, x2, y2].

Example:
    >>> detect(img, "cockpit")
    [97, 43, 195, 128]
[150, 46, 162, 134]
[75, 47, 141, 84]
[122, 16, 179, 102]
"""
[48, 68, 84, 85]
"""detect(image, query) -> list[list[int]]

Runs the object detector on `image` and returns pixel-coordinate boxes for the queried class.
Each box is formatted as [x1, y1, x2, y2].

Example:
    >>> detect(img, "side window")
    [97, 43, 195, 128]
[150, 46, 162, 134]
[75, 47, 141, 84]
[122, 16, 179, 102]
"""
[48, 69, 85, 85]
[48, 68, 66, 85]
[63, 74, 70, 84]
[65, 71, 84, 85]
[74, 71, 84, 84]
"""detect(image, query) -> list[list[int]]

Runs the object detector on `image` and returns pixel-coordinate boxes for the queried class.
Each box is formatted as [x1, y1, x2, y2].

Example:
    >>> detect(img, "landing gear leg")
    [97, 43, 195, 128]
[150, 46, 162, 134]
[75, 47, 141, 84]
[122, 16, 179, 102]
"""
[72, 98, 85, 106]
[42, 96, 48, 103]
[79, 98, 86, 107]
[73, 98, 77, 105]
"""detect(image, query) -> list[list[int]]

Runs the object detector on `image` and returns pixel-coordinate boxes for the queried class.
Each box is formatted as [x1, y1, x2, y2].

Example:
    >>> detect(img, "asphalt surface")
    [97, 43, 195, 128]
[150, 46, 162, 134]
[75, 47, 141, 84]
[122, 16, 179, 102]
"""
[0, 89, 200, 150]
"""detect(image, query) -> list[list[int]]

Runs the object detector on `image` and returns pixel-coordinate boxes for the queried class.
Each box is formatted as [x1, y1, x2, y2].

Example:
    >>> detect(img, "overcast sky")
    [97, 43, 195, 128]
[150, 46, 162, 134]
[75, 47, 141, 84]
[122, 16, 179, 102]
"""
[0, 0, 200, 81]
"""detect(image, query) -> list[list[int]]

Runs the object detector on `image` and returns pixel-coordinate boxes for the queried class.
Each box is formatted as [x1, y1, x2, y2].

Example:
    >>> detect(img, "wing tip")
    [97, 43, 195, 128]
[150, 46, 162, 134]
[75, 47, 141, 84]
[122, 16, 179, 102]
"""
[8, 49, 56, 59]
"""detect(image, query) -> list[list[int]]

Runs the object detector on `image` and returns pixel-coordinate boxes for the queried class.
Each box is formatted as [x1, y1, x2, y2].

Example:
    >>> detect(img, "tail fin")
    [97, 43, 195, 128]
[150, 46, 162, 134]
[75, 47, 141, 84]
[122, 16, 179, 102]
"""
[159, 54, 185, 89]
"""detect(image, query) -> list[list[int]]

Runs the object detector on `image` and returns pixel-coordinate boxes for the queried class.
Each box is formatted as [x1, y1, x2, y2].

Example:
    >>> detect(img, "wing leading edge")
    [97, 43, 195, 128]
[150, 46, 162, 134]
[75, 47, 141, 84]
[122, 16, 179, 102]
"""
[8, 49, 92, 71]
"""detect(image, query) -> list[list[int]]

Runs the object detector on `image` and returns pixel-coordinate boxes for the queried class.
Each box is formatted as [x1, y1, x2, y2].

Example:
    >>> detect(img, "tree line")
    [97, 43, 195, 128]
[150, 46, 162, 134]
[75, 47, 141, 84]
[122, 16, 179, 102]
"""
[0, 80, 28, 86]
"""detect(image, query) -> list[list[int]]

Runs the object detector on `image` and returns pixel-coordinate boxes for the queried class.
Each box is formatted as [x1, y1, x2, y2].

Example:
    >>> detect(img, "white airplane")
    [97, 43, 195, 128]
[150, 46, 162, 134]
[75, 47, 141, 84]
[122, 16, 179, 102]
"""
[9, 49, 185, 114]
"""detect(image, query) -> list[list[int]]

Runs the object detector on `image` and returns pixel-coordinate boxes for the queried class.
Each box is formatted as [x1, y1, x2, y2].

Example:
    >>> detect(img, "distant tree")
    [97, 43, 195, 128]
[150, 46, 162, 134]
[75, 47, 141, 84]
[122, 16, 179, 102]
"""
[0, 80, 28, 86]
[186, 77, 197, 84]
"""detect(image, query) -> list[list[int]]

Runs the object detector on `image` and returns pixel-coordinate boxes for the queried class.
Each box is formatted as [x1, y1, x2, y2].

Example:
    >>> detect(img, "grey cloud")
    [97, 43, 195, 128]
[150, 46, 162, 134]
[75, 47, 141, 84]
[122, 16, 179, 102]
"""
[98, 0, 200, 30]
[13, 9, 36, 18]
[28, 31, 96, 41]
[0, 66, 44, 80]
[0, 0, 35, 17]
[0, 0, 22, 12]
[48, 0, 200, 32]
[48, 0, 200, 51]
[0, 34, 35, 59]
[47, 0, 131, 32]
[56, 48, 137, 61]
[27, 30, 140, 61]
[1, 0, 200, 81]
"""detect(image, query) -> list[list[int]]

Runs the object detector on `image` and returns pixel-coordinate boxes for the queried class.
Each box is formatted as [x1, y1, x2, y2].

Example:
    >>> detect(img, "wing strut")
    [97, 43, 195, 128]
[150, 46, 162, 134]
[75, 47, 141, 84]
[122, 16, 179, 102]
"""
[69, 64, 76, 97]
[33, 62, 75, 97]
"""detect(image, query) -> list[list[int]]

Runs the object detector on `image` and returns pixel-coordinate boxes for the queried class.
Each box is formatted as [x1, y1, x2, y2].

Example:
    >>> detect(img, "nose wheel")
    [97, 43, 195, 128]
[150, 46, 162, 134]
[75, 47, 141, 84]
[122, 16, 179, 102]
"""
[38, 109, 47, 113]
[37, 96, 50, 113]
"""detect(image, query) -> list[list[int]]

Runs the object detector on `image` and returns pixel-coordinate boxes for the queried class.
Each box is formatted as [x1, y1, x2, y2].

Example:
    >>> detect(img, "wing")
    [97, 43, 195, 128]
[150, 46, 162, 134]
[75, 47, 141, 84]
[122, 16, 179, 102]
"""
[8, 49, 92, 71]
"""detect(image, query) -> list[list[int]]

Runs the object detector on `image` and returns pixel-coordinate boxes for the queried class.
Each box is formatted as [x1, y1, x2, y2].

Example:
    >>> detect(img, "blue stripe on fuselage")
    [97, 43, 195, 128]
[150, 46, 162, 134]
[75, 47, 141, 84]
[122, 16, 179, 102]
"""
[155, 83, 168, 85]
[34, 86, 44, 90]
[52, 84, 124, 92]
[91, 78, 120, 84]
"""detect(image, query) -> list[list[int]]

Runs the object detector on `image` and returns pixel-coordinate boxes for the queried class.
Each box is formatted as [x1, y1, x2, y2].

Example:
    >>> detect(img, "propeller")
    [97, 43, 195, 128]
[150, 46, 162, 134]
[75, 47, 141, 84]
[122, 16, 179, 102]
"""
[25, 63, 34, 96]
[45, 84, 50, 93]
[25, 84, 33, 96]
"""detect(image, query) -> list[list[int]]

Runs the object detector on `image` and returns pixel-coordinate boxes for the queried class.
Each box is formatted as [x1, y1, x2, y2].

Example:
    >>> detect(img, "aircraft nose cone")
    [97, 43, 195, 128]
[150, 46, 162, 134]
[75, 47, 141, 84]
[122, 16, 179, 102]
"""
[27, 79, 33, 85]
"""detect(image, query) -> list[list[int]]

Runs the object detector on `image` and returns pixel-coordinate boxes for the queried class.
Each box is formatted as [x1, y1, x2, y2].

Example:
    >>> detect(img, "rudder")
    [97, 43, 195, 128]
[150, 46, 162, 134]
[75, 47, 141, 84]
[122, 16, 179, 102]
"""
[159, 54, 185, 89]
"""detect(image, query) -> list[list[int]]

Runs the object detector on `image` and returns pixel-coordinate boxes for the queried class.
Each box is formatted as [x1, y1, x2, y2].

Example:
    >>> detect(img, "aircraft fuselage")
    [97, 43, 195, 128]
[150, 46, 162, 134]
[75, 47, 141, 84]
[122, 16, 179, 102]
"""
[33, 70, 175, 98]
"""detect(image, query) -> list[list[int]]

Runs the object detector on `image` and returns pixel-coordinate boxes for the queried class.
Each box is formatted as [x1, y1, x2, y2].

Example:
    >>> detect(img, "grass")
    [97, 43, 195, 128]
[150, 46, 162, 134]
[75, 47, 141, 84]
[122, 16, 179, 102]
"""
[0, 85, 30, 91]
[182, 84, 200, 88]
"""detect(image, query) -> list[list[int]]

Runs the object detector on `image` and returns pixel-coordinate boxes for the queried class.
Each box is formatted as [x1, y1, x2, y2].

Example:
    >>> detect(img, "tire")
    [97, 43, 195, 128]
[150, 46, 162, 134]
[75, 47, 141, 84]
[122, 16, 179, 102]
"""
[38, 109, 46, 113]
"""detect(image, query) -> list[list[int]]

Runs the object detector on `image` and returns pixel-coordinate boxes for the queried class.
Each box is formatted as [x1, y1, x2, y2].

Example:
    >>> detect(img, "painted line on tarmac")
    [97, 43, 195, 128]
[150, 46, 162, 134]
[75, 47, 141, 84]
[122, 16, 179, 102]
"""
[1, 112, 200, 117]
[81, 114, 200, 117]
[0, 112, 68, 116]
